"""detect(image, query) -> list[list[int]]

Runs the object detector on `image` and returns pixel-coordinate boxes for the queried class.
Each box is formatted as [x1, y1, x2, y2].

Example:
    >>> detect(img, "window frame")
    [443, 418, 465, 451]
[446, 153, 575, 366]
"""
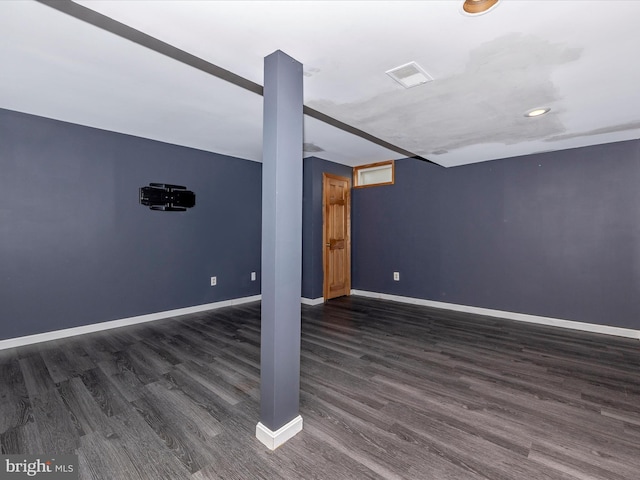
[353, 160, 395, 189]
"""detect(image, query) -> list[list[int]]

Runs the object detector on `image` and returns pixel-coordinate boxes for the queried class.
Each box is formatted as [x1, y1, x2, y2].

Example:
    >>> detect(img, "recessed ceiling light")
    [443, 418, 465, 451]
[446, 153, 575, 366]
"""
[386, 62, 433, 89]
[524, 107, 551, 118]
[461, 0, 500, 16]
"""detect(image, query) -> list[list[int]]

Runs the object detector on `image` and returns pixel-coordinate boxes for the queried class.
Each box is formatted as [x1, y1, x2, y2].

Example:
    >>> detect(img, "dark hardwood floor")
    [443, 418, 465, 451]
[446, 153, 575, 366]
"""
[1, 297, 639, 479]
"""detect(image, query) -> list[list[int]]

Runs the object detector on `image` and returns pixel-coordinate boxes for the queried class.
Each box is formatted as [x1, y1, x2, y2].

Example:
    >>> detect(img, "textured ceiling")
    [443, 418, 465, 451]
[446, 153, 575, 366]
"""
[2, 0, 640, 167]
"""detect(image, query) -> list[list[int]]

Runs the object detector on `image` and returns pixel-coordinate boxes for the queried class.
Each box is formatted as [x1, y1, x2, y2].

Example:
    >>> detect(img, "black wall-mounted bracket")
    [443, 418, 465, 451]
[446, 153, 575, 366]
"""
[139, 183, 196, 211]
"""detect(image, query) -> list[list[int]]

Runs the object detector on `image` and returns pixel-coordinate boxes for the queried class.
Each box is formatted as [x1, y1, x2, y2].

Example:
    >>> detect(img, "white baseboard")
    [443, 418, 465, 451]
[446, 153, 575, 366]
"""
[351, 290, 640, 340]
[301, 297, 324, 306]
[256, 415, 303, 450]
[0, 295, 262, 351]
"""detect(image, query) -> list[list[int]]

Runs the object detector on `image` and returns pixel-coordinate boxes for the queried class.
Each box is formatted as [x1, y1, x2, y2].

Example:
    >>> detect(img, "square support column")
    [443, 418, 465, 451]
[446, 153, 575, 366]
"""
[256, 50, 304, 449]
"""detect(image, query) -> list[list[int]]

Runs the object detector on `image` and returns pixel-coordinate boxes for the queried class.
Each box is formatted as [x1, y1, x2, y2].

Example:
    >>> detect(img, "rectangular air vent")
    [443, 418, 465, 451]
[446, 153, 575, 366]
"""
[386, 61, 433, 89]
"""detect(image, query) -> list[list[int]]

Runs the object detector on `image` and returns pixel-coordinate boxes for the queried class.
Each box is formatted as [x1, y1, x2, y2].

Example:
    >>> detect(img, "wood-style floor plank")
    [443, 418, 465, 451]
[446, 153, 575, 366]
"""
[1, 296, 638, 479]
[131, 383, 221, 474]
[0, 356, 31, 434]
[55, 377, 116, 438]
[0, 421, 44, 455]
[30, 389, 79, 454]
[78, 411, 192, 480]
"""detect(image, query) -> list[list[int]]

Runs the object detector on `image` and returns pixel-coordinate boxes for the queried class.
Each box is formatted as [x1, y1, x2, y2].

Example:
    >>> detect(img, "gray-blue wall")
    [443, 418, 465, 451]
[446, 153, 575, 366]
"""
[302, 156, 352, 299]
[0, 108, 261, 340]
[5, 107, 639, 339]
[352, 140, 640, 329]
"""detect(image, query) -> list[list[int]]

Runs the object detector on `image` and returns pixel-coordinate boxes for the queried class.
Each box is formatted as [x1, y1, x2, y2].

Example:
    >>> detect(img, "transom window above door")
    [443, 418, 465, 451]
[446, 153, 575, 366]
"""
[353, 160, 394, 188]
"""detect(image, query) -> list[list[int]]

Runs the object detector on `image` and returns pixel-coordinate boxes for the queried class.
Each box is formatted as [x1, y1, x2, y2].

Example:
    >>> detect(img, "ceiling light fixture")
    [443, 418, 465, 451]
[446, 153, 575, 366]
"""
[461, 0, 500, 15]
[524, 107, 551, 118]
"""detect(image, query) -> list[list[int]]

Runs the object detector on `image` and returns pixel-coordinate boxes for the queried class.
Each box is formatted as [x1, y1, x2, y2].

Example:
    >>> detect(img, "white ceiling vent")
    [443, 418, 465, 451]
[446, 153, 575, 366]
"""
[386, 61, 433, 89]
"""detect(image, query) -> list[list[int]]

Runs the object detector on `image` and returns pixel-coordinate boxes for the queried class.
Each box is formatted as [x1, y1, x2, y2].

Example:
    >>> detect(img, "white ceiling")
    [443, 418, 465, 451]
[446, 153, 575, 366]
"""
[2, 0, 640, 167]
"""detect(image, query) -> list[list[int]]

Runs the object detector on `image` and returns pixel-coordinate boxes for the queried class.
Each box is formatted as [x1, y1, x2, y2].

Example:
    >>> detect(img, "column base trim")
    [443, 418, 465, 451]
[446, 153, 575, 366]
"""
[256, 415, 303, 450]
[301, 297, 324, 306]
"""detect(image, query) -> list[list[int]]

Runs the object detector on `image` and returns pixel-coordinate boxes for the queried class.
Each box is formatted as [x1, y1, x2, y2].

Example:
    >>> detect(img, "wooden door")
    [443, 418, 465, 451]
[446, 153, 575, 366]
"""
[323, 173, 351, 300]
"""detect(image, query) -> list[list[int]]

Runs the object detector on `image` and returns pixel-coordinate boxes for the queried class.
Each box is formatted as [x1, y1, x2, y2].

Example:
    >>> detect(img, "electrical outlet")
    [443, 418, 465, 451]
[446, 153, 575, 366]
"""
[210, 276, 217, 286]
[251, 272, 256, 281]
[393, 272, 400, 281]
